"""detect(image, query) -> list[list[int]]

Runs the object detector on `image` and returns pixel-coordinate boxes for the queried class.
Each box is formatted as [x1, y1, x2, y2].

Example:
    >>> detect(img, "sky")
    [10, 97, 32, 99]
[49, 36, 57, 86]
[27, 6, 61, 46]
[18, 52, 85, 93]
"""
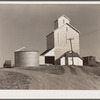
[0, 4, 100, 66]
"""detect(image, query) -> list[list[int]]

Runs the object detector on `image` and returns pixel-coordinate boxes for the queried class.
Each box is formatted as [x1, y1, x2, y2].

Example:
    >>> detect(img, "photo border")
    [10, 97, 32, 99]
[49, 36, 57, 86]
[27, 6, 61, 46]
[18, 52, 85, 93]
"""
[0, 1, 100, 99]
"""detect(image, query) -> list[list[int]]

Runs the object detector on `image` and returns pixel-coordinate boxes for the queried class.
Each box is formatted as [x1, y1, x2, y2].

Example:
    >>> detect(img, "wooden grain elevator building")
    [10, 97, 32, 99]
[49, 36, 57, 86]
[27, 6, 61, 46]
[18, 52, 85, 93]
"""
[39, 15, 83, 66]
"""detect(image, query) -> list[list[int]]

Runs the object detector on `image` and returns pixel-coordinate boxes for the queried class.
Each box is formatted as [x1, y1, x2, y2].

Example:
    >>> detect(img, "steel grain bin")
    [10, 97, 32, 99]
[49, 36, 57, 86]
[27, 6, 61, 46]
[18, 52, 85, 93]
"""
[14, 47, 39, 67]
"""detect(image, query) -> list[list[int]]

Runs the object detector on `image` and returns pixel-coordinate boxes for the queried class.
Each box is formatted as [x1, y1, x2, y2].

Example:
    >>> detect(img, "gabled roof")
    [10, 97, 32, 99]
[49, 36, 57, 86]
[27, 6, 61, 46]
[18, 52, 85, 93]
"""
[46, 32, 54, 37]
[46, 23, 80, 38]
[15, 47, 38, 52]
[56, 51, 83, 60]
[66, 51, 81, 57]
[62, 15, 70, 20]
[66, 23, 80, 33]
[54, 15, 70, 23]
[41, 48, 52, 55]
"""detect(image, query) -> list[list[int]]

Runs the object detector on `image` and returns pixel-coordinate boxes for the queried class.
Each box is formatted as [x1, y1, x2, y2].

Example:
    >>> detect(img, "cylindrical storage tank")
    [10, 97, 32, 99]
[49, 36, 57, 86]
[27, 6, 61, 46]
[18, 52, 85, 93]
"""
[14, 47, 39, 67]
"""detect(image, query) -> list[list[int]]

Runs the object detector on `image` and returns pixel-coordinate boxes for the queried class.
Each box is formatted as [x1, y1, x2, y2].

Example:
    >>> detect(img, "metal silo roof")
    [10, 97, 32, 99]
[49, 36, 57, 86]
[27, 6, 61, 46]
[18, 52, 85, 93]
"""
[15, 47, 39, 52]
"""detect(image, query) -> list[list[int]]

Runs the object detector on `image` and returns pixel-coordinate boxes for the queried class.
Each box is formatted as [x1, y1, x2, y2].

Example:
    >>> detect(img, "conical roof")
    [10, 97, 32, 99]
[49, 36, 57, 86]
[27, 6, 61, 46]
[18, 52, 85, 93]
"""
[15, 47, 38, 52]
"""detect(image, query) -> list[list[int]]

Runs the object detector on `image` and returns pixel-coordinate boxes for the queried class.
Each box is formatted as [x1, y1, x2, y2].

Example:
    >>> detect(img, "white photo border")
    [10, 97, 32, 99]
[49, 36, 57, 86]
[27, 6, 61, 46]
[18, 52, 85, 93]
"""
[0, 1, 100, 99]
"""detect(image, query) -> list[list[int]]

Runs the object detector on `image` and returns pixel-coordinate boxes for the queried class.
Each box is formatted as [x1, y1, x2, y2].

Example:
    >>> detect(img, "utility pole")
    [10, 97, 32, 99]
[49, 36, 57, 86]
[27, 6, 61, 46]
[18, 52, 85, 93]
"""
[67, 38, 74, 65]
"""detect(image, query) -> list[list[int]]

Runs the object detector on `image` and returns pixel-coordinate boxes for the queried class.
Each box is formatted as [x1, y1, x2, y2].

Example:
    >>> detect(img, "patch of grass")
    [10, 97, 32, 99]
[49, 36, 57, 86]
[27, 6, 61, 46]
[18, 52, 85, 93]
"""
[80, 66, 100, 76]
[68, 66, 77, 75]
[92, 68, 100, 76]
[0, 70, 30, 89]
[16, 65, 65, 75]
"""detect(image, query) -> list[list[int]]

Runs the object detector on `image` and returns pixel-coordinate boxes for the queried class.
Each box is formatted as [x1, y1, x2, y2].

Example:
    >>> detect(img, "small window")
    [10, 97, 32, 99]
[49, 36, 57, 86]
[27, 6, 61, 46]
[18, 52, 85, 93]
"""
[66, 27, 68, 31]
[63, 20, 65, 24]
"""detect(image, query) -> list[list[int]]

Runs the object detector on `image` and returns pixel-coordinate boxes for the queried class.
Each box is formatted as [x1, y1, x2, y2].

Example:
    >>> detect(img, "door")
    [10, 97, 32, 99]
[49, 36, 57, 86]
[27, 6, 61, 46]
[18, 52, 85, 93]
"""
[45, 56, 55, 65]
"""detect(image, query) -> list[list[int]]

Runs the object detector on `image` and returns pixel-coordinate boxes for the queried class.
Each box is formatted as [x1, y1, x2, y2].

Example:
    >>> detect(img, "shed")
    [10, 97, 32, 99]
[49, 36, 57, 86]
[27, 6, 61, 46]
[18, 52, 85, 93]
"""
[3, 60, 12, 68]
[82, 56, 96, 66]
[14, 47, 39, 67]
[56, 51, 83, 66]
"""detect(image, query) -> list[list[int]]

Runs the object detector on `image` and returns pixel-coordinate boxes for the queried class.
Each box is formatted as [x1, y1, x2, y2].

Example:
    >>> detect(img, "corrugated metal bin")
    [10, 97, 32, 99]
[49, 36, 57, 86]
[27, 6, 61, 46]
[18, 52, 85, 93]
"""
[14, 47, 39, 67]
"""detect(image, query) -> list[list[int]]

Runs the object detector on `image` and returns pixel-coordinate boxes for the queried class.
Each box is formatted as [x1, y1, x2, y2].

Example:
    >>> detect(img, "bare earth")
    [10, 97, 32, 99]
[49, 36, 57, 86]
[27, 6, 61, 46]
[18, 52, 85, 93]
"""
[1, 65, 100, 90]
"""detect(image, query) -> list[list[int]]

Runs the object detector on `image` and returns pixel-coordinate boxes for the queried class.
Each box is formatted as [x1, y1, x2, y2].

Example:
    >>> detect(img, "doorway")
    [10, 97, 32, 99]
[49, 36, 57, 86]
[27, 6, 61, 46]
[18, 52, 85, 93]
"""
[45, 56, 55, 65]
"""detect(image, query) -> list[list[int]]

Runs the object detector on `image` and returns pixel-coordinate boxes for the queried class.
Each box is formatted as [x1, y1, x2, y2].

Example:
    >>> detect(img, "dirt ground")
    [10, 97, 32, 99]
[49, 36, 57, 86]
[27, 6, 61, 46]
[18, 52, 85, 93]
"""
[1, 65, 100, 90]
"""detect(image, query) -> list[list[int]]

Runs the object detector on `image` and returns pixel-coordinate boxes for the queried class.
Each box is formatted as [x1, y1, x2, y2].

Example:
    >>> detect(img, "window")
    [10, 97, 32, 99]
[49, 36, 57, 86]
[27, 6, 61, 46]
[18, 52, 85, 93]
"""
[66, 27, 68, 31]
[63, 20, 65, 24]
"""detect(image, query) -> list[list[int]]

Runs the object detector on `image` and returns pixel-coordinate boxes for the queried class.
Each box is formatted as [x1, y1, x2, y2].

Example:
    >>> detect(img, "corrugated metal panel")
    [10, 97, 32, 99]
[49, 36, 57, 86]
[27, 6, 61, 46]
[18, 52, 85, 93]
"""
[15, 51, 39, 67]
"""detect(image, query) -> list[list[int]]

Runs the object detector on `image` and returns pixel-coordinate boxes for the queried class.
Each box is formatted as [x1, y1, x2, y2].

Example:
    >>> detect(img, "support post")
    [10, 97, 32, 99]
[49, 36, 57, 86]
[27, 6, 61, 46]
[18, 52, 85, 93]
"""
[67, 38, 74, 65]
